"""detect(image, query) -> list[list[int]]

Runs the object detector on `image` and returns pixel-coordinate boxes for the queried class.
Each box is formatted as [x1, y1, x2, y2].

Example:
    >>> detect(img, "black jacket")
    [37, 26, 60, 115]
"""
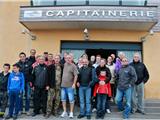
[47, 64, 55, 88]
[47, 64, 63, 88]
[96, 65, 111, 83]
[32, 64, 48, 89]
[27, 56, 36, 65]
[17, 60, 32, 83]
[0, 72, 10, 91]
[130, 61, 149, 85]
[78, 66, 92, 87]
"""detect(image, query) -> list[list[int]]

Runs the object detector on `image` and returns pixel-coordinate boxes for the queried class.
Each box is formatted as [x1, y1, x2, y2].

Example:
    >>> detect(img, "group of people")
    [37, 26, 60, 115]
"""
[0, 49, 149, 120]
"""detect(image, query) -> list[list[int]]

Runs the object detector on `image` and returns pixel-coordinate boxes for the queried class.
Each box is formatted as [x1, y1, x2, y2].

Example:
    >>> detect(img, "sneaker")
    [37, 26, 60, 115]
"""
[69, 112, 74, 119]
[77, 114, 85, 119]
[92, 108, 97, 113]
[61, 111, 68, 118]
[106, 109, 111, 114]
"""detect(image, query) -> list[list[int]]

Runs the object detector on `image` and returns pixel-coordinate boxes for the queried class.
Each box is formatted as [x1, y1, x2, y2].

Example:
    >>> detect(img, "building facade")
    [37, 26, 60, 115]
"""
[0, 0, 160, 99]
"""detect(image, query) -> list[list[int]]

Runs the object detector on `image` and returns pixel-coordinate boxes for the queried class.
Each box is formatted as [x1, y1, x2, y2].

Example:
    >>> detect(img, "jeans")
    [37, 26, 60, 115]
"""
[131, 82, 144, 112]
[8, 90, 20, 116]
[97, 94, 106, 117]
[61, 87, 75, 103]
[105, 95, 110, 109]
[19, 82, 31, 112]
[115, 87, 132, 118]
[79, 86, 91, 116]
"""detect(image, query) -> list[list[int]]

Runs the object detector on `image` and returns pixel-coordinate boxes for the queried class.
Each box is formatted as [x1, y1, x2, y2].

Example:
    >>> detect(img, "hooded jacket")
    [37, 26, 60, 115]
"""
[7, 72, 25, 92]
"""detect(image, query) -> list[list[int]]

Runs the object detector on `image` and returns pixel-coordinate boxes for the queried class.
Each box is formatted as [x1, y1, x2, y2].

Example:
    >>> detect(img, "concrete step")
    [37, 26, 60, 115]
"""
[145, 99, 160, 107]
[109, 100, 160, 114]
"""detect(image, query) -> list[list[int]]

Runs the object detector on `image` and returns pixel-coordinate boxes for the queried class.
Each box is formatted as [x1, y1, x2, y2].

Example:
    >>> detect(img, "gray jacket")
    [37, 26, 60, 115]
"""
[117, 65, 137, 91]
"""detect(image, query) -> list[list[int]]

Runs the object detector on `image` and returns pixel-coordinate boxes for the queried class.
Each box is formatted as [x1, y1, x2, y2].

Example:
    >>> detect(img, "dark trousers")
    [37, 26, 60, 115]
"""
[97, 94, 106, 117]
[8, 91, 20, 116]
[33, 87, 47, 114]
[111, 84, 116, 98]
[0, 91, 8, 113]
[19, 82, 31, 112]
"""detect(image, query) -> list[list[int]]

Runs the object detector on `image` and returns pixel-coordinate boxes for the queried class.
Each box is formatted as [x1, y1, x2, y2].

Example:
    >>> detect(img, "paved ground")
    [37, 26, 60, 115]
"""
[1, 109, 160, 120]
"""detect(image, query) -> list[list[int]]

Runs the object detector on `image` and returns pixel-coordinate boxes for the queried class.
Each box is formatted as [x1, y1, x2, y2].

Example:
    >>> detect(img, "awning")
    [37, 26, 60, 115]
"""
[20, 6, 158, 31]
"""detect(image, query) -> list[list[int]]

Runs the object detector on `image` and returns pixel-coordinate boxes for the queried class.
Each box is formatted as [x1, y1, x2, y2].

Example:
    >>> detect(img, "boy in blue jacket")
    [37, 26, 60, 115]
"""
[5, 64, 25, 120]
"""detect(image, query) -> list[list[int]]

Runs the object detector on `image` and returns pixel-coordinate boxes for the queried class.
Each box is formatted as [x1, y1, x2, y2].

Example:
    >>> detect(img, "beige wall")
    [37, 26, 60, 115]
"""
[0, 1, 160, 99]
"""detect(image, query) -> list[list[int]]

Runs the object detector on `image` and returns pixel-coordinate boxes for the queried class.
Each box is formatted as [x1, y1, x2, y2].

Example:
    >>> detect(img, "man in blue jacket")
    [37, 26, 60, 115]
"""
[5, 64, 25, 120]
[115, 57, 137, 119]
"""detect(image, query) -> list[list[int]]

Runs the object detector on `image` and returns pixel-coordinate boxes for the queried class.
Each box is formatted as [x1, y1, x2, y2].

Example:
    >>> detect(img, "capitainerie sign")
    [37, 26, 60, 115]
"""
[22, 6, 157, 20]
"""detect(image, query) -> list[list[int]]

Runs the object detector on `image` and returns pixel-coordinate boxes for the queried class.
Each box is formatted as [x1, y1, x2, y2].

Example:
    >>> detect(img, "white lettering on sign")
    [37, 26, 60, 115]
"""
[24, 9, 156, 18]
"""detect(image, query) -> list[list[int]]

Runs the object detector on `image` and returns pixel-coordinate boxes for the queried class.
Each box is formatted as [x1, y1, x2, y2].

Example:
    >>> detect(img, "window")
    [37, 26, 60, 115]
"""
[122, 0, 146, 6]
[89, 0, 119, 5]
[118, 51, 142, 62]
[56, 0, 86, 6]
[61, 50, 85, 63]
[32, 0, 54, 6]
[31, 0, 148, 6]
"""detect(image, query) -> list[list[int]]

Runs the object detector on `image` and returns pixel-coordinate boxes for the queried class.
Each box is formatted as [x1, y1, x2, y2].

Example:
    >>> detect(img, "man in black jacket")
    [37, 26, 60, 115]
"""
[77, 58, 92, 119]
[0, 64, 10, 117]
[130, 53, 149, 114]
[17, 52, 33, 115]
[32, 56, 49, 117]
[27, 49, 36, 65]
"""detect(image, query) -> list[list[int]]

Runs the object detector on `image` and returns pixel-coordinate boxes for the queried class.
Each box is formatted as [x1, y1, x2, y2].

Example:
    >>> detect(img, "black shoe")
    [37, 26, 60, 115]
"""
[136, 110, 146, 115]
[77, 114, 85, 119]
[32, 113, 37, 117]
[87, 115, 91, 119]
[5, 115, 12, 119]
[13, 115, 17, 120]
[96, 115, 100, 119]
[43, 113, 46, 117]
[101, 115, 105, 119]
[45, 113, 51, 119]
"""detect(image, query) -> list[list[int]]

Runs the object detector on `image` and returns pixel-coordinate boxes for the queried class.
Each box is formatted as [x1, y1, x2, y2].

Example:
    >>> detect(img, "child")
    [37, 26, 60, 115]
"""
[6, 64, 24, 120]
[94, 71, 111, 119]
[0, 64, 10, 118]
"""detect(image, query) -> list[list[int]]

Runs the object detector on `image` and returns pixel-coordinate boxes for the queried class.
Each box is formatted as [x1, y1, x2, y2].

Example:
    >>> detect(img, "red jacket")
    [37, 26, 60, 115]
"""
[93, 75, 112, 97]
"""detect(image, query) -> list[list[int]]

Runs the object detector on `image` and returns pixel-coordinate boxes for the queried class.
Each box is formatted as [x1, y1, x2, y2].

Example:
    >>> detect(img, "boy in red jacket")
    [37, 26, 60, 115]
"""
[94, 71, 111, 119]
